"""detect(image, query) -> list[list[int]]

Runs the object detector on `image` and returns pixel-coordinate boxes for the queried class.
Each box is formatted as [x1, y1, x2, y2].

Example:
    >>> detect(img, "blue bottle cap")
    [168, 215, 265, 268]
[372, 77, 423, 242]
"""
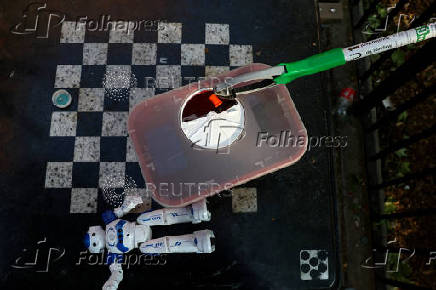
[52, 89, 72, 108]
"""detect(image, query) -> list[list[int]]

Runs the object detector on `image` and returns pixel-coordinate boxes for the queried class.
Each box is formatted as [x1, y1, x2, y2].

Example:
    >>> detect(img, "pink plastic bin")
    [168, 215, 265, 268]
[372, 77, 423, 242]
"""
[128, 64, 307, 207]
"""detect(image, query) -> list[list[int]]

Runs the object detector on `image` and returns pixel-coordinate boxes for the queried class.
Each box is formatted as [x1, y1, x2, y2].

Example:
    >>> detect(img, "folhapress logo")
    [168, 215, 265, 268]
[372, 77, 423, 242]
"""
[10, 2, 66, 38]
[11, 237, 65, 273]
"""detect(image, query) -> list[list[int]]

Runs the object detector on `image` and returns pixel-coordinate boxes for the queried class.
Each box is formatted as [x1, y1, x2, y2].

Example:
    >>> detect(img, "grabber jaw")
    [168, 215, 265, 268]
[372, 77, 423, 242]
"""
[213, 85, 237, 100]
[213, 65, 285, 100]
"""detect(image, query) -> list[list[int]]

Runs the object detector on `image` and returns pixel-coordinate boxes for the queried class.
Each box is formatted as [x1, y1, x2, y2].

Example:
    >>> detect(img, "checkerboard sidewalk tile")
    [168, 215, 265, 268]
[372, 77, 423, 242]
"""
[46, 21, 257, 214]
[102, 112, 128, 136]
[132, 43, 157, 65]
[232, 188, 258, 213]
[83, 43, 108, 65]
[45, 162, 73, 188]
[205, 23, 230, 45]
[70, 188, 98, 213]
[73, 136, 100, 162]
[78, 88, 105, 111]
[129, 88, 155, 111]
[156, 65, 182, 88]
[99, 162, 126, 188]
[205, 66, 229, 77]
[109, 28, 135, 43]
[104, 65, 132, 88]
[49, 111, 77, 136]
[60, 21, 86, 43]
[54, 65, 82, 88]
[181, 44, 205, 65]
[126, 137, 138, 162]
[158, 22, 182, 43]
[229, 45, 253, 67]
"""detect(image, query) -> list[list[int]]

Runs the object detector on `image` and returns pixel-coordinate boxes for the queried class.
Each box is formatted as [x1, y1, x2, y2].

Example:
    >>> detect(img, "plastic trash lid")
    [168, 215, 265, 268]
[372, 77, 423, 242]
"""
[128, 64, 307, 207]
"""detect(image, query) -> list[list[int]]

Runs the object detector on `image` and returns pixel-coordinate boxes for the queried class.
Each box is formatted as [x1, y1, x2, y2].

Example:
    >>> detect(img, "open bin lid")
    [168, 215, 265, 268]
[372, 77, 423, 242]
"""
[128, 63, 307, 207]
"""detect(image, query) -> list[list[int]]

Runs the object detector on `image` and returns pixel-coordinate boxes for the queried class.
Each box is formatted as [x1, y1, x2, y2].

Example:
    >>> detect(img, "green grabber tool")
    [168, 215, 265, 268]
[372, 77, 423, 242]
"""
[214, 23, 435, 99]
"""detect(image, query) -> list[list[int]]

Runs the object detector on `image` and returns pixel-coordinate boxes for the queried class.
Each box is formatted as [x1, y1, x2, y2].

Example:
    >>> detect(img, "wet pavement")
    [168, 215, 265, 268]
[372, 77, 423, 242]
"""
[0, 1, 339, 289]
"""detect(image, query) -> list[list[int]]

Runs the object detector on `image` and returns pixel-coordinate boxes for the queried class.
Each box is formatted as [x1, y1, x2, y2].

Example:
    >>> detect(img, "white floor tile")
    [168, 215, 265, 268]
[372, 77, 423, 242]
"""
[126, 137, 138, 162]
[109, 28, 134, 43]
[104, 65, 132, 88]
[156, 65, 181, 88]
[102, 112, 128, 136]
[232, 188, 257, 213]
[129, 88, 155, 111]
[45, 162, 73, 188]
[205, 23, 230, 45]
[83, 43, 108, 65]
[205, 66, 230, 77]
[229, 45, 253, 67]
[99, 162, 126, 188]
[181, 44, 205, 66]
[54, 65, 82, 88]
[49, 111, 77, 136]
[78, 88, 104, 111]
[60, 21, 85, 43]
[132, 43, 157, 65]
[74, 137, 100, 162]
[70, 188, 98, 213]
[158, 22, 182, 43]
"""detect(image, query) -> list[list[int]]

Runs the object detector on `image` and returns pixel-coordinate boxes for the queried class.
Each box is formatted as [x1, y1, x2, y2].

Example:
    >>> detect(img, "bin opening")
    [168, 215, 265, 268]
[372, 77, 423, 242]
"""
[181, 89, 237, 122]
[180, 88, 245, 150]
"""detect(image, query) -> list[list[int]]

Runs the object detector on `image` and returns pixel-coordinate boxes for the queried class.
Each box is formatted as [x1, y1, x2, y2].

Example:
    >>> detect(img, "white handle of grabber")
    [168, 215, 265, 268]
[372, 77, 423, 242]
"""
[342, 23, 436, 62]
